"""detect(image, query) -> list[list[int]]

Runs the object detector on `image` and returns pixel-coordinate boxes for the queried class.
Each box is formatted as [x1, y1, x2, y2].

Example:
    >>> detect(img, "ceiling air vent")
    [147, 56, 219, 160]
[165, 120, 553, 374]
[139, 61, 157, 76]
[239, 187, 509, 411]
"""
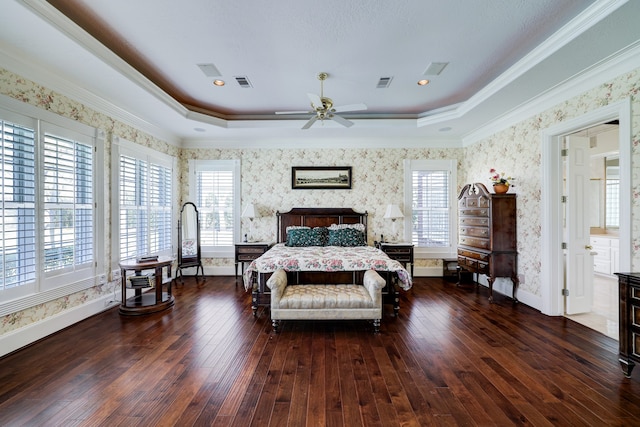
[423, 62, 448, 76]
[376, 77, 393, 89]
[197, 63, 221, 77]
[234, 76, 253, 88]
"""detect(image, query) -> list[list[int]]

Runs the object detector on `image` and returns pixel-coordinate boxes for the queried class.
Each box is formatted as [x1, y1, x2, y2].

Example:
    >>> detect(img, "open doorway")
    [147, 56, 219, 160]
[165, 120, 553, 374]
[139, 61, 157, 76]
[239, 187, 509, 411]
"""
[564, 123, 619, 340]
[540, 99, 631, 328]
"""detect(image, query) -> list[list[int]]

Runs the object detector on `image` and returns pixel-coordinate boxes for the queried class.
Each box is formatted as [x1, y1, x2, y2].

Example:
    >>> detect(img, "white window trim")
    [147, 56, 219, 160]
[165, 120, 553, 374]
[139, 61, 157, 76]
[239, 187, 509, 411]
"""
[188, 159, 240, 259]
[39, 121, 97, 290]
[111, 136, 177, 274]
[403, 159, 458, 259]
[0, 95, 105, 315]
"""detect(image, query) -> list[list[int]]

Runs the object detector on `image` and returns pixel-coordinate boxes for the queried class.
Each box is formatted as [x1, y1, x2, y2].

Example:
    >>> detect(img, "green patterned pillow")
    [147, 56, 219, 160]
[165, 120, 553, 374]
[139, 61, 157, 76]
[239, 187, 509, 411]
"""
[327, 228, 366, 246]
[286, 227, 327, 246]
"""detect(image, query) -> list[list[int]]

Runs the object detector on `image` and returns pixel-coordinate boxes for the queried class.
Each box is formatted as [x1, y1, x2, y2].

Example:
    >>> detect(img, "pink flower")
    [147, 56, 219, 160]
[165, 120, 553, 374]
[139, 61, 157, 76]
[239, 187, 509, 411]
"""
[489, 168, 512, 186]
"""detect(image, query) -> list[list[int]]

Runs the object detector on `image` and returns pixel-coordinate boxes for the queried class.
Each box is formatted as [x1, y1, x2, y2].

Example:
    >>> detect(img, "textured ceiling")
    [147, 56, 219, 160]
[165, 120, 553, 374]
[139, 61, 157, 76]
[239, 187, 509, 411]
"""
[1, 0, 639, 142]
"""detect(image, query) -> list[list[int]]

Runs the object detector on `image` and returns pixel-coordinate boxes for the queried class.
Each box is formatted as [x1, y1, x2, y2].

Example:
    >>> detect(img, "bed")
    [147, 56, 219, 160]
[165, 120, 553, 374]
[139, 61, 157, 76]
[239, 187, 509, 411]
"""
[243, 207, 412, 316]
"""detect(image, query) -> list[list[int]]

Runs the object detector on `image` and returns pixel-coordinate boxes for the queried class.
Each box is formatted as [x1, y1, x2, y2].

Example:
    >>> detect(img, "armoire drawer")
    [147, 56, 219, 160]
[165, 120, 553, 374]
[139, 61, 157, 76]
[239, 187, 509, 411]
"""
[459, 197, 490, 208]
[459, 217, 489, 227]
[459, 236, 490, 250]
[458, 248, 489, 262]
[459, 208, 490, 217]
[458, 256, 489, 274]
[459, 226, 490, 238]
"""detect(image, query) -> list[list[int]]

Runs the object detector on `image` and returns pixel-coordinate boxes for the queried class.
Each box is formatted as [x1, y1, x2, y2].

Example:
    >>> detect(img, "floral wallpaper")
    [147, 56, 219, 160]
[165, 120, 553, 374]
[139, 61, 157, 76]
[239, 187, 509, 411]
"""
[460, 68, 640, 296]
[1, 64, 640, 340]
[179, 147, 462, 249]
[0, 67, 177, 335]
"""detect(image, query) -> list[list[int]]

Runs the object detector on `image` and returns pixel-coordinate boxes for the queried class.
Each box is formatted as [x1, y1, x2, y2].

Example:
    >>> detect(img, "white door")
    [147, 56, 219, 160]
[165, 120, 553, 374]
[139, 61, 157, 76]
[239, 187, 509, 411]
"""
[565, 135, 594, 315]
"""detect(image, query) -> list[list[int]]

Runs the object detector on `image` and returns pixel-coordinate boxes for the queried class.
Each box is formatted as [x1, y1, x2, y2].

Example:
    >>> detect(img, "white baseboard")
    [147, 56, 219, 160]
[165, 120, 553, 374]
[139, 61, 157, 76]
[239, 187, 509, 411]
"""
[475, 276, 542, 312]
[413, 266, 442, 277]
[177, 265, 235, 278]
[0, 294, 119, 358]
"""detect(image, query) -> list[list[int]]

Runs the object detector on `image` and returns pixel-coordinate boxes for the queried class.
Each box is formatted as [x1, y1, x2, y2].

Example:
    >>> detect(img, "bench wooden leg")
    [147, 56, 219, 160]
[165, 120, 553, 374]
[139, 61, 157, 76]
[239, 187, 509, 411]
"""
[272, 319, 280, 333]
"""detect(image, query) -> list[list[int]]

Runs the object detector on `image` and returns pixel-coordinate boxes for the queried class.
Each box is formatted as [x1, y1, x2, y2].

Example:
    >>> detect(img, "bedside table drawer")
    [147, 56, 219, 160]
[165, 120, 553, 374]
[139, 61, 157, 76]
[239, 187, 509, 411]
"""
[383, 247, 412, 255]
[235, 243, 274, 280]
[237, 247, 269, 255]
[237, 253, 262, 261]
[380, 244, 414, 277]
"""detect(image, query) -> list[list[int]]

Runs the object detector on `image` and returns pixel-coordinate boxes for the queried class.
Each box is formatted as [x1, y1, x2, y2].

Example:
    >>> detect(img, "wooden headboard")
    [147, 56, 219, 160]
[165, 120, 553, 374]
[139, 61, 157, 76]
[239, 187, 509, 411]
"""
[276, 208, 368, 243]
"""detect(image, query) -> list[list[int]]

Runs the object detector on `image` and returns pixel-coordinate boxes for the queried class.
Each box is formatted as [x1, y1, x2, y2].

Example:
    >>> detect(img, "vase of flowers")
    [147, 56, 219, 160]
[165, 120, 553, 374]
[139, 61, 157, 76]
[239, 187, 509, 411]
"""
[489, 168, 511, 194]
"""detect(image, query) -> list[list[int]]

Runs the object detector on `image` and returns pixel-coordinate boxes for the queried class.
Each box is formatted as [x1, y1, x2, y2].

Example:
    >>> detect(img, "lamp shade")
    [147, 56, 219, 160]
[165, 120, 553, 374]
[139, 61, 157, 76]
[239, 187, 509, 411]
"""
[383, 204, 403, 219]
[241, 203, 256, 218]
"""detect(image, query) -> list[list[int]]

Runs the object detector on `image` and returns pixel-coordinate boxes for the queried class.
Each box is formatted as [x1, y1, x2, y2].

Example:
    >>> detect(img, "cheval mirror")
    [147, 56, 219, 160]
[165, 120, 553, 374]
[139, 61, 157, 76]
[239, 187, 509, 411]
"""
[177, 202, 204, 282]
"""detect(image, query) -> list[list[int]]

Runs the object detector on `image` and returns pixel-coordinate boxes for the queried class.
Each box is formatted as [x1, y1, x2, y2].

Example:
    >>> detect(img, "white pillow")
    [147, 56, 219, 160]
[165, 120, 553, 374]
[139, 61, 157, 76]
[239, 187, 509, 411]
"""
[285, 225, 310, 233]
[328, 223, 365, 232]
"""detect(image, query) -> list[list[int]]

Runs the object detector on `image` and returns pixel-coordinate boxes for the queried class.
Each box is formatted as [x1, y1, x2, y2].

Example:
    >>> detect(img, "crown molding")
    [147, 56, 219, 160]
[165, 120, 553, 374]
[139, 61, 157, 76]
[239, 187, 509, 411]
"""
[20, 0, 186, 116]
[460, 0, 627, 114]
[418, 0, 628, 129]
[180, 136, 463, 150]
[0, 48, 181, 146]
[12, 0, 632, 143]
[462, 40, 640, 146]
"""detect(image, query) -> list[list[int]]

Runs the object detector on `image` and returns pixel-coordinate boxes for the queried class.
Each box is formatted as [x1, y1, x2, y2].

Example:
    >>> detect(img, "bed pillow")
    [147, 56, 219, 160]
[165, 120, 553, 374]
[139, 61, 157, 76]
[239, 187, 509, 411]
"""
[327, 227, 366, 247]
[286, 227, 327, 246]
[285, 225, 309, 233]
[328, 223, 366, 232]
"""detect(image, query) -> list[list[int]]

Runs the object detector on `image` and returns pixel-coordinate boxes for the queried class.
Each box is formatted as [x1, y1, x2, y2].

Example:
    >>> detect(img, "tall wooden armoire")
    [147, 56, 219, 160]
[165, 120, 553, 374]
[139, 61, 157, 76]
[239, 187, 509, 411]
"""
[457, 183, 518, 302]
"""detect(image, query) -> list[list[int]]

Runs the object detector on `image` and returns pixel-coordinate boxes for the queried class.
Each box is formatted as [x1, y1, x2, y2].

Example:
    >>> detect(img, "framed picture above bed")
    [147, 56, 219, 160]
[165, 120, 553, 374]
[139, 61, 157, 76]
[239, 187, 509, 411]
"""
[291, 166, 352, 189]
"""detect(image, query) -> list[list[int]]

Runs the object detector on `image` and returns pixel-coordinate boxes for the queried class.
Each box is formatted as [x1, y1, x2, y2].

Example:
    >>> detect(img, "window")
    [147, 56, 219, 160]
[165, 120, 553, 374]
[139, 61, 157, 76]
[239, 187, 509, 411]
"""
[0, 103, 101, 305]
[189, 160, 240, 256]
[605, 157, 619, 229]
[0, 118, 36, 292]
[42, 132, 93, 274]
[404, 159, 457, 257]
[117, 141, 174, 261]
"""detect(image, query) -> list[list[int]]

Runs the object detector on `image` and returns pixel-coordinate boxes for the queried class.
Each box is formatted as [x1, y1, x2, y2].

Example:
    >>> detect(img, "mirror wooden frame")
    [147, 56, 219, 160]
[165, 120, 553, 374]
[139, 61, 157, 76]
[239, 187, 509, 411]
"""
[177, 202, 204, 282]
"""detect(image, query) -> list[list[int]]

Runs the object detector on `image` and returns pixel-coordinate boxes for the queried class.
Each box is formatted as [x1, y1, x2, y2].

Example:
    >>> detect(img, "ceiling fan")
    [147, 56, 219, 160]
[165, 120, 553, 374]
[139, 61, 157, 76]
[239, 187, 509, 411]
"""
[276, 72, 367, 129]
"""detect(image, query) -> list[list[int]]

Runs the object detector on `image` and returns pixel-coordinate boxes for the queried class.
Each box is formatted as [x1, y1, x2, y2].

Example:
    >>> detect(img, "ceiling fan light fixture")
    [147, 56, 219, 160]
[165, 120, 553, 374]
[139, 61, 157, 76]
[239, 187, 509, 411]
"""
[417, 79, 430, 86]
[277, 72, 366, 129]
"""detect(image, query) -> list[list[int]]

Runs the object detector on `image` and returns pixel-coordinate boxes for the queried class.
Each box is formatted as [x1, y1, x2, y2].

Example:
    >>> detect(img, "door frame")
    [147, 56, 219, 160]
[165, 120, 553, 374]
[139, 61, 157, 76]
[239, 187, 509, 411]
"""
[540, 98, 631, 316]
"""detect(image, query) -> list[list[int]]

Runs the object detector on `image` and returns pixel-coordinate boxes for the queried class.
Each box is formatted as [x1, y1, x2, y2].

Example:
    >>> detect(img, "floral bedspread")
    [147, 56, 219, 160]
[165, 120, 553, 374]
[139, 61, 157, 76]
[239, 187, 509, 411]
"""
[243, 243, 412, 291]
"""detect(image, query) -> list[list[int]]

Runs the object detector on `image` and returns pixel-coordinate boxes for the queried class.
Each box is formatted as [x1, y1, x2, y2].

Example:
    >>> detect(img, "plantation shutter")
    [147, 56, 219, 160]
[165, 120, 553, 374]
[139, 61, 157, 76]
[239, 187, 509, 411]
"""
[197, 169, 234, 246]
[411, 169, 450, 247]
[119, 155, 148, 259]
[0, 120, 36, 289]
[119, 152, 172, 260]
[42, 133, 93, 272]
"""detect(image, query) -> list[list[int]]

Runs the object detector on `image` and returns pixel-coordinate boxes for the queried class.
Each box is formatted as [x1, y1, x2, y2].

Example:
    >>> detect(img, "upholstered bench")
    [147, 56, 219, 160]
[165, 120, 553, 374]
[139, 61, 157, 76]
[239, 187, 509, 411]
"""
[266, 269, 386, 333]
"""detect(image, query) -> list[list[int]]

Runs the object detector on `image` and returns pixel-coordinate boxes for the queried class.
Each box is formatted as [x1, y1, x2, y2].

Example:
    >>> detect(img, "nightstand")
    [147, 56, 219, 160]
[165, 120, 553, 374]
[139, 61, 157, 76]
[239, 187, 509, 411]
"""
[380, 243, 414, 277]
[235, 242, 273, 282]
[442, 257, 459, 282]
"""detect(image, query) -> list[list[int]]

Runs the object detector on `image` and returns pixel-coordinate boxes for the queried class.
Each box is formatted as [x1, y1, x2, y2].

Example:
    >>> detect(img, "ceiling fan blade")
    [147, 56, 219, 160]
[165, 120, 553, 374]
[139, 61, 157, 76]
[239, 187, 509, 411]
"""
[333, 103, 367, 113]
[330, 114, 354, 128]
[275, 110, 312, 115]
[307, 93, 323, 109]
[301, 115, 318, 129]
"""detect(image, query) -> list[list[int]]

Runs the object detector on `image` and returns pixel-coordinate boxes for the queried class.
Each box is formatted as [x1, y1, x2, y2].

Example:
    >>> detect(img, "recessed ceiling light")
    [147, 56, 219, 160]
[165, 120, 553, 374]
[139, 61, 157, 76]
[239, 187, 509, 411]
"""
[194, 127, 206, 132]
[439, 126, 452, 132]
[213, 80, 225, 86]
[417, 79, 430, 86]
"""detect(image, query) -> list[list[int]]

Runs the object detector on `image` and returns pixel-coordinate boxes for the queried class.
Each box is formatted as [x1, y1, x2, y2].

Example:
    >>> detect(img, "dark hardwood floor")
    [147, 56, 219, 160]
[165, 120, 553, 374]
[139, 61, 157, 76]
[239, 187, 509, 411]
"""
[1, 276, 639, 426]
